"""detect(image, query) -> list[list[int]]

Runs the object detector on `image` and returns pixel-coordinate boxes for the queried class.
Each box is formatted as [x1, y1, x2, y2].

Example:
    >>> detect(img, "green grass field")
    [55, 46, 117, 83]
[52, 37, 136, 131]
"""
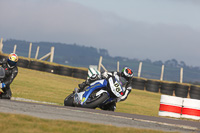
[0, 113, 178, 133]
[12, 67, 162, 116]
[0, 67, 176, 133]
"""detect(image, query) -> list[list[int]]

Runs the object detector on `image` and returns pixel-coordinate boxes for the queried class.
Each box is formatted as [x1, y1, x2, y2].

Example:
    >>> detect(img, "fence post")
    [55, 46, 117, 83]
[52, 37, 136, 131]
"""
[180, 67, 183, 83]
[50, 47, 54, 62]
[98, 56, 102, 72]
[35, 46, 40, 59]
[117, 61, 119, 72]
[39, 53, 51, 60]
[0, 38, 3, 53]
[28, 42, 32, 58]
[160, 65, 165, 81]
[98, 56, 107, 72]
[13, 44, 17, 54]
[138, 62, 142, 77]
[38, 46, 55, 62]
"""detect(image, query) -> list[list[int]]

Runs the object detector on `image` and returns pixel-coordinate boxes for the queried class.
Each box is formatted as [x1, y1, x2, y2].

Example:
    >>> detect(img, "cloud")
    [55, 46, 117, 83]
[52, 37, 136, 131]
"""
[0, 0, 200, 66]
[171, 0, 200, 5]
[0, 0, 104, 37]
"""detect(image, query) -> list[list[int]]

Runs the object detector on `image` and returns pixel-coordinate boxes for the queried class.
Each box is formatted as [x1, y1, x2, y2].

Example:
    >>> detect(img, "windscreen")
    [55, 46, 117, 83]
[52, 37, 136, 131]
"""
[118, 77, 128, 87]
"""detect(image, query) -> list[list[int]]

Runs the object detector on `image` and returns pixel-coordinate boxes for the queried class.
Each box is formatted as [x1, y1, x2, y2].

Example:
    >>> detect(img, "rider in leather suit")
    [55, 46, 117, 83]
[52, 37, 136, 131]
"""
[78, 67, 133, 111]
[0, 53, 18, 99]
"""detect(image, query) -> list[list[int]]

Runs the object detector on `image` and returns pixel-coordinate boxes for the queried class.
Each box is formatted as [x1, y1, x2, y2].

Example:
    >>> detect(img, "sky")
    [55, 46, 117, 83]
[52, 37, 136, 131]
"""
[0, 0, 200, 67]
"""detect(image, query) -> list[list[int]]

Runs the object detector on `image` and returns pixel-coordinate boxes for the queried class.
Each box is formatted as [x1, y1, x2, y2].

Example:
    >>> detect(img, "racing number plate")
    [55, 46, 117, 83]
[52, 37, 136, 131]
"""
[108, 77, 122, 97]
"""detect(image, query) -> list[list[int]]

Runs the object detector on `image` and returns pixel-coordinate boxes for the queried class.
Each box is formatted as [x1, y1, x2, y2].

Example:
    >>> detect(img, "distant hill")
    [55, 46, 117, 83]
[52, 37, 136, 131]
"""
[2, 39, 200, 83]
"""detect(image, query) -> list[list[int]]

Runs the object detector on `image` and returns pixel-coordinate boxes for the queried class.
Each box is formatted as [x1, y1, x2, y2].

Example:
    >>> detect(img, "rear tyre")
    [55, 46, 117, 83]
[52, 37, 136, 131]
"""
[82, 92, 109, 109]
[64, 93, 74, 106]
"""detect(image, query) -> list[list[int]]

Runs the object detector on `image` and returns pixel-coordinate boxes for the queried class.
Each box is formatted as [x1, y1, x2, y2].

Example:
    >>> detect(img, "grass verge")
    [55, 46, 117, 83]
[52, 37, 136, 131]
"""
[12, 67, 161, 116]
[0, 67, 185, 133]
[0, 113, 177, 133]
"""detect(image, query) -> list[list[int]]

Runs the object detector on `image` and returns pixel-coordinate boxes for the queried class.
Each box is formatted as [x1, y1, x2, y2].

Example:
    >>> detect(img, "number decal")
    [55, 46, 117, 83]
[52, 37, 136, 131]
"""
[114, 83, 121, 92]
[114, 83, 119, 87]
[108, 77, 123, 98]
[116, 88, 120, 92]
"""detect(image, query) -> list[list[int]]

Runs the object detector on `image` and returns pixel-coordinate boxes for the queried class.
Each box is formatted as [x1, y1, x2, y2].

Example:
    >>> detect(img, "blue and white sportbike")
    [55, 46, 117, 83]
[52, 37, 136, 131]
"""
[64, 75, 128, 110]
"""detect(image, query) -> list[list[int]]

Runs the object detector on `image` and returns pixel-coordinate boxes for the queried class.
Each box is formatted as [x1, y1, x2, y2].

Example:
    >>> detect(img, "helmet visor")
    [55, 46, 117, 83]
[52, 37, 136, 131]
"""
[8, 60, 17, 66]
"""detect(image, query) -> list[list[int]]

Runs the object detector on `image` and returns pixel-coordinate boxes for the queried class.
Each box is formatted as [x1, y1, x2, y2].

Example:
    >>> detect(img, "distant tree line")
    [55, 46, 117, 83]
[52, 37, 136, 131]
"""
[2, 39, 200, 83]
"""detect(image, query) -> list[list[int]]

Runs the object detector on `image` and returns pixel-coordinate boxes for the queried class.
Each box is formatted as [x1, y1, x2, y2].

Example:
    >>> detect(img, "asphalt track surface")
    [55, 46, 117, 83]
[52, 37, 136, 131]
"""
[0, 99, 200, 133]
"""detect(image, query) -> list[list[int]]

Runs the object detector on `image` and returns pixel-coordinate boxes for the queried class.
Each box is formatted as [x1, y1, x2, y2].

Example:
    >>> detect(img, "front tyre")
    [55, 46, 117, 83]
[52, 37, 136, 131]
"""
[64, 93, 74, 106]
[82, 92, 109, 109]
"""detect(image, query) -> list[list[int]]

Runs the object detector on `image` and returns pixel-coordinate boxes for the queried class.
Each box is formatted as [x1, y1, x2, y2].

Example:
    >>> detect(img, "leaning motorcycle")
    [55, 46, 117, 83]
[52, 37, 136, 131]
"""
[64, 74, 128, 110]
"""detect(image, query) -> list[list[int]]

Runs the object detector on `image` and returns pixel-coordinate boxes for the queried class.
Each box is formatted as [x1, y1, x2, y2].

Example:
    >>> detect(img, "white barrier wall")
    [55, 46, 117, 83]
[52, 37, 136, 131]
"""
[159, 95, 183, 118]
[182, 98, 200, 120]
[159, 95, 200, 120]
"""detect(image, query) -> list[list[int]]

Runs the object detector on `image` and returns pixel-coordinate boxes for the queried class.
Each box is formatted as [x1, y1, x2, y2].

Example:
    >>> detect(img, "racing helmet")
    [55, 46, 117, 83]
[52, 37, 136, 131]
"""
[121, 67, 133, 82]
[7, 53, 18, 67]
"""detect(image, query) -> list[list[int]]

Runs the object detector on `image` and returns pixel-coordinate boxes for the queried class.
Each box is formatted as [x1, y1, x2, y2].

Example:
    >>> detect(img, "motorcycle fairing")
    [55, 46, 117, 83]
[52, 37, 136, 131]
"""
[81, 79, 108, 105]
[108, 76, 125, 98]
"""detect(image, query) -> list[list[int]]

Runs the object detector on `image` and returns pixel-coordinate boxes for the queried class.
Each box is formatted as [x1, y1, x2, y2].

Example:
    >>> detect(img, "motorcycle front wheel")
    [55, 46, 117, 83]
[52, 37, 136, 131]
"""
[64, 93, 74, 106]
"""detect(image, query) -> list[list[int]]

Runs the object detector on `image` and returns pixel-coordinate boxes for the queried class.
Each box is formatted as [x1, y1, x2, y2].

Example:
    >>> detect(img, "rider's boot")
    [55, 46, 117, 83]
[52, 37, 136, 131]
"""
[78, 74, 100, 92]
[100, 102, 116, 111]
[78, 81, 88, 92]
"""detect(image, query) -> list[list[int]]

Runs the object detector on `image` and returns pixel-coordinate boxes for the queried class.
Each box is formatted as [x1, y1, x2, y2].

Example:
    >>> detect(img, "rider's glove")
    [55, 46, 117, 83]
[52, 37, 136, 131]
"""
[127, 86, 132, 90]
[101, 71, 108, 79]
[0, 83, 6, 88]
[88, 74, 100, 83]
[90, 74, 98, 80]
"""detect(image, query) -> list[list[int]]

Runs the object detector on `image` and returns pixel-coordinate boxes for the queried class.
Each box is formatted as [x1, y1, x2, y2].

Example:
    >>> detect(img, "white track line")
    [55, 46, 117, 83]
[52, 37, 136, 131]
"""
[11, 97, 59, 105]
[10, 97, 199, 131]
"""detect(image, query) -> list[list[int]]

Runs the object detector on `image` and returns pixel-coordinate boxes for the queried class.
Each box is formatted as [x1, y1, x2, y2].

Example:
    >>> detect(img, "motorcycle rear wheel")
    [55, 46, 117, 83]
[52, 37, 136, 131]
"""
[82, 92, 109, 109]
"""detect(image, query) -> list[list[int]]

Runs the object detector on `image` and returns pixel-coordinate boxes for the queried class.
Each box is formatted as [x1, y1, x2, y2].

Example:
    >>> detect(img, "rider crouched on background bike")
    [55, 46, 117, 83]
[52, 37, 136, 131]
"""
[0, 53, 18, 99]
[78, 67, 134, 111]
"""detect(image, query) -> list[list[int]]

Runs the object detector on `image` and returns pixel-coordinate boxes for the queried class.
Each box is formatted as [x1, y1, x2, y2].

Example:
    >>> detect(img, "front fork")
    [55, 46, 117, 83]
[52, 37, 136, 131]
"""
[73, 91, 85, 106]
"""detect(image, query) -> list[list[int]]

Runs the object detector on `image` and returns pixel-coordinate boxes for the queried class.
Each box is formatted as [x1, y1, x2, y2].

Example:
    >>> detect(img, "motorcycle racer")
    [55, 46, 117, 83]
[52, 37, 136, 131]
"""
[78, 67, 134, 111]
[0, 53, 18, 99]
